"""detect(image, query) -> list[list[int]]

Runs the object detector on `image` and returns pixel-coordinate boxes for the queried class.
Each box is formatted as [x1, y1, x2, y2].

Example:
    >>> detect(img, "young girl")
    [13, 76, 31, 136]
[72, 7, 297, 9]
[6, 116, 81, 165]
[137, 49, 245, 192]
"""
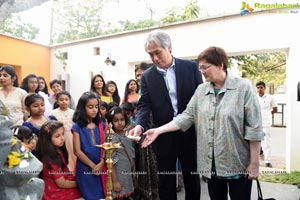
[20, 74, 39, 94]
[38, 76, 49, 96]
[72, 91, 107, 199]
[36, 120, 81, 200]
[107, 106, 135, 199]
[11, 125, 37, 151]
[50, 91, 76, 172]
[22, 93, 54, 136]
[21, 74, 52, 116]
[106, 80, 121, 105]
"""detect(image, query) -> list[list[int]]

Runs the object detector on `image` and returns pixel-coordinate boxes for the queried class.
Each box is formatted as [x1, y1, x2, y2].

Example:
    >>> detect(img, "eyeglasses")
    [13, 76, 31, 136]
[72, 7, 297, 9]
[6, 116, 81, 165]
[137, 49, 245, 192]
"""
[199, 64, 213, 71]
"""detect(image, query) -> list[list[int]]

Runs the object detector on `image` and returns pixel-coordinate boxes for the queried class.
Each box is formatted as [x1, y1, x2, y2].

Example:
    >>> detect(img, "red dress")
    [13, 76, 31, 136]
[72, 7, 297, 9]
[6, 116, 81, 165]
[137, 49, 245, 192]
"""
[42, 152, 81, 200]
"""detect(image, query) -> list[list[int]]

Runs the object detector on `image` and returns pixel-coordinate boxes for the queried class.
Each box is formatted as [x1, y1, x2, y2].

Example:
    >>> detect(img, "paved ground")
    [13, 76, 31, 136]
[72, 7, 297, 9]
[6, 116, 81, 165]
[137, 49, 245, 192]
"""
[177, 127, 300, 200]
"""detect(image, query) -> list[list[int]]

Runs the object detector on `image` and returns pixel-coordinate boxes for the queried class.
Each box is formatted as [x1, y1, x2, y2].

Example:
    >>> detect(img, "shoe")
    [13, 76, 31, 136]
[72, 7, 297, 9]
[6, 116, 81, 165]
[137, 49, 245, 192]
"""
[265, 163, 272, 168]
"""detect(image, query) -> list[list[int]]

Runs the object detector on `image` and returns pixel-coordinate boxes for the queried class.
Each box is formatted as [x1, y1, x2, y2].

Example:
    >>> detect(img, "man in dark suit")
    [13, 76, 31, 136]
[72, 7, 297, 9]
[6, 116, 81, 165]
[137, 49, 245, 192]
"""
[130, 29, 203, 200]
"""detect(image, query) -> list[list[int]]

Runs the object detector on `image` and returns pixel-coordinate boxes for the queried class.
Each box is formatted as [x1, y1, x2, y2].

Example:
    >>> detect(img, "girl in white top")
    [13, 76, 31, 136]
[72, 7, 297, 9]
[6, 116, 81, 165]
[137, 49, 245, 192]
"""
[0, 66, 27, 126]
[50, 90, 76, 171]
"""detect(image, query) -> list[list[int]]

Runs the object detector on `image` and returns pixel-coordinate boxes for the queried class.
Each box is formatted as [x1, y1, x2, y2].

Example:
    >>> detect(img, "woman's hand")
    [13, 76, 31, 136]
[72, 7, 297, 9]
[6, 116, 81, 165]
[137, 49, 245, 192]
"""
[141, 128, 159, 148]
[246, 162, 259, 180]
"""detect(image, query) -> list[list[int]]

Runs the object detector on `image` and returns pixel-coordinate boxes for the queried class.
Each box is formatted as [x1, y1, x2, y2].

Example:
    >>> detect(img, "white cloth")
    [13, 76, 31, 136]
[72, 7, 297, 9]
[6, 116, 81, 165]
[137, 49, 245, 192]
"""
[257, 93, 277, 127]
[0, 87, 27, 126]
[262, 126, 272, 163]
[257, 93, 277, 164]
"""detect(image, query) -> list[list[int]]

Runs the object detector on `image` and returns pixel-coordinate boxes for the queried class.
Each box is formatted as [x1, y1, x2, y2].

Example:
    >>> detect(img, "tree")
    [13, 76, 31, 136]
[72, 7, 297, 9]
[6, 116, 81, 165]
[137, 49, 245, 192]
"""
[0, 15, 39, 40]
[161, 7, 182, 24]
[51, 0, 105, 44]
[229, 52, 286, 91]
[183, 0, 200, 20]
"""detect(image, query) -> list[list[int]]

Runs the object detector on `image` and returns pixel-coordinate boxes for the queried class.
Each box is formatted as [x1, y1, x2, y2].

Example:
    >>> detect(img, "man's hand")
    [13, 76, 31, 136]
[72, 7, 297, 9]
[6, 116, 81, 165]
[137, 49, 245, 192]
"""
[128, 125, 143, 136]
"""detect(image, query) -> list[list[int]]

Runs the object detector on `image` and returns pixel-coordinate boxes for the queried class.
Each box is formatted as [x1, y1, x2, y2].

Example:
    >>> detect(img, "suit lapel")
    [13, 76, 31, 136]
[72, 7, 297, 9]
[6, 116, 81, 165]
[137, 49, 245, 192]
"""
[175, 58, 182, 103]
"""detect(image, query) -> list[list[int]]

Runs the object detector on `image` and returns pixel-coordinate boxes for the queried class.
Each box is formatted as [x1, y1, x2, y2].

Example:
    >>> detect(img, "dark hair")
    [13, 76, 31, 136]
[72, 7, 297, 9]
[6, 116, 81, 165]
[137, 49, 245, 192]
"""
[100, 101, 108, 110]
[106, 106, 128, 129]
[0, 65, 19, 87]
[24, 93, 44, 107]
[36, 120, 68, 170]
[197, 46, 228, 72]
[38, 76, 49, 95]
[106, 80, 120, 105]
[11, 125, 33, 142]
[135, 62, 150, 73]
[256, 81, 266, 88]
[49, 79, 62, 88]
[121, 102, 134, 112]
[108, 101, 119, 111]
[123, 79, 139, 102]
[56, 90, 71, 100]
[90, 74, 109, 96]
[21, 74, 39, 93]
[73, 91, 101, 127]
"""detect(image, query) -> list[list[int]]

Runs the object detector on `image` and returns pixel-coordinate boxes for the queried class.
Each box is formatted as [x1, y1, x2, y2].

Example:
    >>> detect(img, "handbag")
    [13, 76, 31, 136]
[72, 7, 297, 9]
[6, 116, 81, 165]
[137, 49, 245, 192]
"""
[256, 180, 276, 200]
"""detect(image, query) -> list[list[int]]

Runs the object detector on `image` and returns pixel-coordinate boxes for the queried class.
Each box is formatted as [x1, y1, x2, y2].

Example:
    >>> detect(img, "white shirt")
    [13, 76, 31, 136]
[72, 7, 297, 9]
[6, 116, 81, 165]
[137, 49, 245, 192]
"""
[156, 59, 178, 116]
[257, 93, 277, 127]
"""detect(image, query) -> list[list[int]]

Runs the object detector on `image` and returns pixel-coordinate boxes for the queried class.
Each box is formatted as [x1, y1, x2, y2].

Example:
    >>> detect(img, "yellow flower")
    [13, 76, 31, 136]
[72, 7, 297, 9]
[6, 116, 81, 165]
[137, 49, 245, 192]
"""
[7, 151, 21, 168]
[11, 138, 17, 146]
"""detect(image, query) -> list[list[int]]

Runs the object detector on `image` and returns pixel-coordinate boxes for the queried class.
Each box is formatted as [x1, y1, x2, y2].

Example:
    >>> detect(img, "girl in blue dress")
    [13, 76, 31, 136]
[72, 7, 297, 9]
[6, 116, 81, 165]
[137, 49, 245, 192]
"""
[72, 91, 107, 200]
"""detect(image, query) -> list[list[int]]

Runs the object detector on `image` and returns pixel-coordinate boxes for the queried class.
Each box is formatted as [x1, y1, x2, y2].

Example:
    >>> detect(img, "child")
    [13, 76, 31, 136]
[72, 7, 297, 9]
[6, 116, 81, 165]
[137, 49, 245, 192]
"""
[50, 91, 76, 172]
[20, 74, 52, 116]
[107, 106, 135, 199]
[22, 93, 54, 136]
[11, 125, 37, 151]
[120, 102, 135, 132]
[36, 120, 81, 200]
[72, 91, 107, 199]
[100, 101, 109, 133]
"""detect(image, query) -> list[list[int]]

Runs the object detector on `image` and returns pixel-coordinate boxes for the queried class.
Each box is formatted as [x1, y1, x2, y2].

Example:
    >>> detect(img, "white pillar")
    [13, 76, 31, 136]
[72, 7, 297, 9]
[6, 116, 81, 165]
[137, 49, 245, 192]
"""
[285, 43, 300, 172]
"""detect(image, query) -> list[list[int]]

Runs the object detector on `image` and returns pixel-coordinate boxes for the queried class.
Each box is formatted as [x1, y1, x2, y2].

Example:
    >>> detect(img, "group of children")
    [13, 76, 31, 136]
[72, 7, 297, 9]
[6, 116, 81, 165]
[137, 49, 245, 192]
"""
[13, 90, 138, 200]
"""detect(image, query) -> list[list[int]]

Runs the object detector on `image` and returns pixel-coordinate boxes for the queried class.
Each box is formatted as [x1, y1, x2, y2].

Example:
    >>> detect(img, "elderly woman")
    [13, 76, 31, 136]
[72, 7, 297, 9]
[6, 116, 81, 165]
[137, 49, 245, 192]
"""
[141, 47, 264, 200]
[0, 66, 28, 126]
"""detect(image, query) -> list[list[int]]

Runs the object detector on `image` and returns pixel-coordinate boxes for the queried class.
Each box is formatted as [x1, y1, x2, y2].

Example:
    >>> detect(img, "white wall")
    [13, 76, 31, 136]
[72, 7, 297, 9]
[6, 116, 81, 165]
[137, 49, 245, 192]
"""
[50, 9, 300, 171]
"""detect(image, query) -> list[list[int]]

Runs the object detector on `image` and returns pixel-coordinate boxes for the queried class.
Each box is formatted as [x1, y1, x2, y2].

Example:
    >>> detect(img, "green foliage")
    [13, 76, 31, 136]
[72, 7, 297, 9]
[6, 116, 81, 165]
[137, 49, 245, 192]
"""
[229, 52, 286, 91]
[121, 19, 157, 31]
[0, 15, 39, 40]
[161, 0, 200, 24]
[259, 171, 300, 185]
[49, 0, 200, 43]
[161, 7, 183, 24]
[183, 0, 200, 20]
[51, 0, 105, 44]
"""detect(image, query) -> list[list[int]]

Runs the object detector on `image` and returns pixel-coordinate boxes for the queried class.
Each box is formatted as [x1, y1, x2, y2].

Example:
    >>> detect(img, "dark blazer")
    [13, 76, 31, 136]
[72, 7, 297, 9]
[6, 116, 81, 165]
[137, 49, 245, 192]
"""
[135, 57, 203, 156]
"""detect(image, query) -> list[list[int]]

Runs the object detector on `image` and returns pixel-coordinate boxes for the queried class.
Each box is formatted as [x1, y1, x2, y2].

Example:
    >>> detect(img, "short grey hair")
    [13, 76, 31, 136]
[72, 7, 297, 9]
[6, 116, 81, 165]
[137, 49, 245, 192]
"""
[144, 29, 172, 51]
